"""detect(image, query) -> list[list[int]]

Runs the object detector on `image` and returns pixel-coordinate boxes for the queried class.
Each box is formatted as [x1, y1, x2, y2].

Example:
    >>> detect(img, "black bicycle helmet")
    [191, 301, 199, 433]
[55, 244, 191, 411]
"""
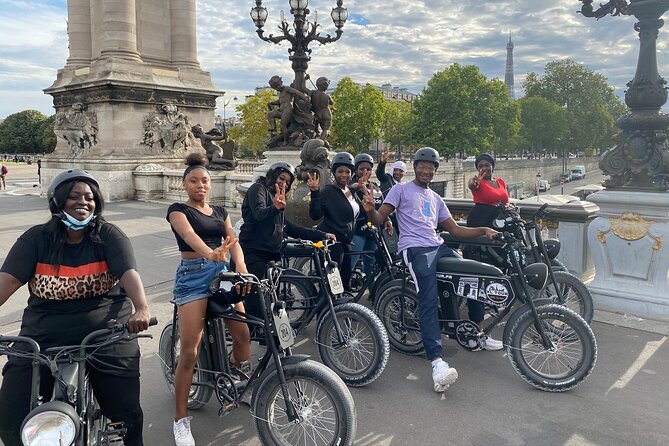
[414, 147, 440, 168]
[331, 152, 355, 173]
[354, 153, 374, 169]
[475, 153, 496, 169]
[268, 162, 296, 181]
[267, 162, 296, 192]
[47, 168, 99, 215]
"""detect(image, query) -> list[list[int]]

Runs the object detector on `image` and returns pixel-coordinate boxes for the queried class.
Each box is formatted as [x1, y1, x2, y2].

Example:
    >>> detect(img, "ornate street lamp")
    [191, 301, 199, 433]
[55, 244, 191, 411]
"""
[250, 0, 347, 92]
[578, 0, 669, 191]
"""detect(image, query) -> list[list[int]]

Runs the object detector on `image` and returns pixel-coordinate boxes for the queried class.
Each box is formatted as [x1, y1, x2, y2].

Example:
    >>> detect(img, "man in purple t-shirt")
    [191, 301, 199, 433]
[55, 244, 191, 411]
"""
[362, 147, 498, 393]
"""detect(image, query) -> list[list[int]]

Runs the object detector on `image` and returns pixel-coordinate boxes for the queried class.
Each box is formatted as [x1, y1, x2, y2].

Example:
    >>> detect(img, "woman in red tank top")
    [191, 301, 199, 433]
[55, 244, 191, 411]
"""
[463, 153, 508, 351]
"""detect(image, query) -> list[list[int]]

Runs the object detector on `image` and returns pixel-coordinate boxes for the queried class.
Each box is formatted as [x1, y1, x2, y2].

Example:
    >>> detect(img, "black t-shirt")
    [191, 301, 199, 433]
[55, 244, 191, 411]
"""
[166, 203, 229, 252]
[0, 222, 140, 376]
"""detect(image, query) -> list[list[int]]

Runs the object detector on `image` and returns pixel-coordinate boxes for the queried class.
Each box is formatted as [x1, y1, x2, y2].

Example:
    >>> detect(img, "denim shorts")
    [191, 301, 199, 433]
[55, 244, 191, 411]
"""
[173, 258, 228, 306]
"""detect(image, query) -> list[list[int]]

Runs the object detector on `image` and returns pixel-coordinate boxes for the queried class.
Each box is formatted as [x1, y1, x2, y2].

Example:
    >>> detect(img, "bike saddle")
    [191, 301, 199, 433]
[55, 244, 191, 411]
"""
[281, 242, 316, 257]
[440, 233, 495, 246]
[437, 258, 503, 276]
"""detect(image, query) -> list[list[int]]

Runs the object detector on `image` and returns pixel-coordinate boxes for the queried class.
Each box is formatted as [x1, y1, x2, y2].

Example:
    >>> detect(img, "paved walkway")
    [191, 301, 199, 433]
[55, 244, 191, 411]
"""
[1, 175, 669, 445]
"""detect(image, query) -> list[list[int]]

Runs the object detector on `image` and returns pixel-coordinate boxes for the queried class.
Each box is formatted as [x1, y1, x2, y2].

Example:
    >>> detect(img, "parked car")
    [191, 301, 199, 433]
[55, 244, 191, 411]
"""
[559, 172, 572, 183]
[570, 165, 586, 180]
[464, 156, 477, 162]
[537, 179, 551, 192]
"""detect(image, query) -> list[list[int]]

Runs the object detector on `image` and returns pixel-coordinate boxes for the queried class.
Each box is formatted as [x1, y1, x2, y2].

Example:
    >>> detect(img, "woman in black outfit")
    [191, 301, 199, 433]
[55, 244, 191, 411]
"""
[307, 152, 358, 291]
[238, 162, 334, 316]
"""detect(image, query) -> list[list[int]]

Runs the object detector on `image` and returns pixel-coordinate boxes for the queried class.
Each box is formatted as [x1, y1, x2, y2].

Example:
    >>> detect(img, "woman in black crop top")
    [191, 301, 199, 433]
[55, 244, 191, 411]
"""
[166, 154, 251, 445]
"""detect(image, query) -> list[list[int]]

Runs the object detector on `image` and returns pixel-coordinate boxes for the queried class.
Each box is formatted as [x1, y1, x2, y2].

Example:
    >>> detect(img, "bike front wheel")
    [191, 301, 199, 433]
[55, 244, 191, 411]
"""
[374, 284, 425, 356]
[253, 359, 357, 446]
[316, 302, 390, 386]
[158, 322, 213, 409]
[542, 271, 594, 323]
[506, 303, 597, 392]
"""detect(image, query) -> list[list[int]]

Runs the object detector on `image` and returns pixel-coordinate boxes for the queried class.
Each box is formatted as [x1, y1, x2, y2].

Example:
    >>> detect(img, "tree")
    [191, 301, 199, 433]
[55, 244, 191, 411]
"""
[380, 100, 412, 154]
[411, 64, 520, 158]
[227, 91, 275, 157]
[39, 115, 57, 154]
[523, 59, 626, 152]
[0, 110, 51, 153]
[331, 77, 387, 153]
[517, 96, 569, 153]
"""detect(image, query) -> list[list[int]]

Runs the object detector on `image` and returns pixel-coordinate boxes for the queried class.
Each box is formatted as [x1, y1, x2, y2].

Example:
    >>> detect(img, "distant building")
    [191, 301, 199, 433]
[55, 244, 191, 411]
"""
[505, 32, 515, 98]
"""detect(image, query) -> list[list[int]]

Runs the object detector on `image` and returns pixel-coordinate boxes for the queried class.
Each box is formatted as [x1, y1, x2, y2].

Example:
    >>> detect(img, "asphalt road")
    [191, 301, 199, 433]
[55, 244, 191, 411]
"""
[1, 168, 669, 446]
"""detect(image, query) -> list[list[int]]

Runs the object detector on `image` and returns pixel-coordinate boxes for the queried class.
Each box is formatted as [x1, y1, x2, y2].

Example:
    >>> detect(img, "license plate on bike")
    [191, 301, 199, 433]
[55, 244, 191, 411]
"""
[271, 302, 295, 349]
[327, 267, 345, 295]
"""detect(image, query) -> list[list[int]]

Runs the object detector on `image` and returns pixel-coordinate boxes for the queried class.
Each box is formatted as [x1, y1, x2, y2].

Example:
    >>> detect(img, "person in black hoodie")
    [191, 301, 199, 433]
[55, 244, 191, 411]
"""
[349, 153, 393, 278]
[239, 162, 333, 314]
[307, 152, 358, 292]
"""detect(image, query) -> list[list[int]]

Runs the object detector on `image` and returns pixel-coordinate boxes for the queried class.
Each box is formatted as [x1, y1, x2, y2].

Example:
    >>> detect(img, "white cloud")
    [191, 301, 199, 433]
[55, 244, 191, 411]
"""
[0, 0, 663, 118]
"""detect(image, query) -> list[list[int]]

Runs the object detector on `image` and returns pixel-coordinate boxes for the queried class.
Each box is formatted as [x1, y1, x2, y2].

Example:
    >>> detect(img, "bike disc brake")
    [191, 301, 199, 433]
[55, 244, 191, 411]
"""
[455, 320, 482, 351]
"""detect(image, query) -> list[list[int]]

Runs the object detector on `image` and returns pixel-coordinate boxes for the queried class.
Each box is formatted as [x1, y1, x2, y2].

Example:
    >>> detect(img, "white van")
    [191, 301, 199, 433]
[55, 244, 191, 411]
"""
[570, 165, 586, 180]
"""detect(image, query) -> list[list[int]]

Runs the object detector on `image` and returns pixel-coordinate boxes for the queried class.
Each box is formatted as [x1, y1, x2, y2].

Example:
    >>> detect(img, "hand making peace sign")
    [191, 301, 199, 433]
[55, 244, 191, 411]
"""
[468, 172, 483, 190]
[307, 171, 320, 191]
[208, 235, 238, 262]
[380, 151, 391, 162]
[273, 183, 287, 210]
[360, 182, 376, 214]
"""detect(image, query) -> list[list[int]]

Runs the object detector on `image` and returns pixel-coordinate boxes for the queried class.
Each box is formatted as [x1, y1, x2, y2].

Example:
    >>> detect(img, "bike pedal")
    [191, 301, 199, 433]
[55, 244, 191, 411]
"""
[218, 402, 237, 416]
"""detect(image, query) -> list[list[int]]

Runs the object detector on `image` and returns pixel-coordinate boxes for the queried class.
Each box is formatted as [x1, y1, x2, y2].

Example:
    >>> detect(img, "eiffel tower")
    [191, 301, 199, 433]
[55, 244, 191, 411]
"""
[504, 32, 515, 98]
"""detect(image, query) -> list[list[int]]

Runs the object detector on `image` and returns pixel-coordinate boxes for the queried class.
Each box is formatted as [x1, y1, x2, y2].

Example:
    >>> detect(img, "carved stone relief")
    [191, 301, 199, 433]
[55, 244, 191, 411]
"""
[141, 104, 194, 155]
[54, 103, 98, 157]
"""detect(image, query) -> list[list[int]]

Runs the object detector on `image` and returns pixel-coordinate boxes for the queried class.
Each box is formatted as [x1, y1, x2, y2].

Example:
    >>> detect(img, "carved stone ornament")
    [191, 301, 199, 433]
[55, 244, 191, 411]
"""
[134, 163, 165, 172]
[597, 212, 663, 251]
[141, 104, 194, 155]
[54, 103, 98, 157]
[295, 138, 331, 181]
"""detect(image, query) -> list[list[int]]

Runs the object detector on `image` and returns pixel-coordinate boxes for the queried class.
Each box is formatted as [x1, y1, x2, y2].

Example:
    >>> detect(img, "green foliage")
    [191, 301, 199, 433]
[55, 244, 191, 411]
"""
[331, 77, 387, 153]
[517, 96, 569, 152]
[39, 115, 57, 153]
[381, 100, 413, 151]
[412, 64, 520, 158]
[523, 59, 625, 151]
[0, 110, 53, 153]
[228, 91, 275, 157]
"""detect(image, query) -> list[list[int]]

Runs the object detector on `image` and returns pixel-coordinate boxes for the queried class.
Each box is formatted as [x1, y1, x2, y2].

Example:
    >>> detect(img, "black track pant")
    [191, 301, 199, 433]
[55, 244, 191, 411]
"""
[0, 361, 143, 446]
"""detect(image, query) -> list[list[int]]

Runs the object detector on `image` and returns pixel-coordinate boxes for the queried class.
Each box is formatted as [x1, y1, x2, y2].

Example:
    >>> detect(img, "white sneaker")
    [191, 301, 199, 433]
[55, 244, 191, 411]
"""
[173, 416, 195, 446]
[481, 335, 503, 351]
[431, 360, 458, 392]
[467, 335, 504, 351]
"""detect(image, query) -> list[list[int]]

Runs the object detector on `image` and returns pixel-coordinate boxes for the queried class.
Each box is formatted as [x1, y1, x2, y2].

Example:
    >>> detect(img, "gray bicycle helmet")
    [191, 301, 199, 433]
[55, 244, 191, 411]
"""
[331, 152, 355, 173]
[414, 147, 440, 168]
[47, 168, 99, 214]
[267, 162, 296, 192]
[354, 153, 374, 169]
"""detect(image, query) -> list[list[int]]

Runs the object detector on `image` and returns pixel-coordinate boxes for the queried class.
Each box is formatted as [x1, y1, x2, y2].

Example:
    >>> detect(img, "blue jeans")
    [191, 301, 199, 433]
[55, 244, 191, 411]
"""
[350, 234, 376, 277]
[173, 258, 228, 305]
[403, 244, 461, 360]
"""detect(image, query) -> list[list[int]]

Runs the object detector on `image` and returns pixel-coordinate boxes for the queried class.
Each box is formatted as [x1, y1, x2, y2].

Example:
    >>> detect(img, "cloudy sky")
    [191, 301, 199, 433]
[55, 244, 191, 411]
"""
[0, 0, 663, 119]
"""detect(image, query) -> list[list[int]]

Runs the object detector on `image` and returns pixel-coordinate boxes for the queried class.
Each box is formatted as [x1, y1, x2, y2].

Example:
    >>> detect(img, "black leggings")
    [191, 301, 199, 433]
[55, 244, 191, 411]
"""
[0, 361, 143, 446]
[330, 242, 352, 292]
[239, 247, 281, 318]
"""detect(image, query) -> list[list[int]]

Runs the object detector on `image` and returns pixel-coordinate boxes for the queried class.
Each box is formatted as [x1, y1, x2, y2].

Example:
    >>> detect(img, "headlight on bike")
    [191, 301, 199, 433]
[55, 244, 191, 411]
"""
[21, 401, 80, 446]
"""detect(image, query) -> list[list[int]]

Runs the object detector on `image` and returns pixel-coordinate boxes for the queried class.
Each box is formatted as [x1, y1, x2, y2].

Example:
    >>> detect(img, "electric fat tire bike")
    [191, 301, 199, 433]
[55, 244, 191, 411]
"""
[277, 238, 390, 387]
[374, 231, 597, 392]
[0, 317, 158, 446]
[446, 203, 593, 323]
[291, 223, 401, 304]
[158, 265, 357, 446]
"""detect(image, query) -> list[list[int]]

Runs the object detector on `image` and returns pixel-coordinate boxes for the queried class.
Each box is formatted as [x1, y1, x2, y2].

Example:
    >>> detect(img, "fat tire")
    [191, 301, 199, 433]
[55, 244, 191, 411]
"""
[374, 284, 425, 356]
[83, 378, 106, 445]
[543, 271, 594, 323]
[253, 359, 357, 446]
[506, 303, 597, 392]
[278, 268, 318, 328]
[158, 322, 213, 410]
[315, 302, 390, 386]
[368, 269, 394, 304]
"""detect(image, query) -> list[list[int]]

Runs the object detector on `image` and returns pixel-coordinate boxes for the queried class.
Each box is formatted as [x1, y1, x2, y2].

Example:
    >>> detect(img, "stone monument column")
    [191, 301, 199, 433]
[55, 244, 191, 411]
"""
[92, 0, 142, 62]
[65, 0, 92, 68]
[170, 0, 200, 69]
[43, 0, 221, 202]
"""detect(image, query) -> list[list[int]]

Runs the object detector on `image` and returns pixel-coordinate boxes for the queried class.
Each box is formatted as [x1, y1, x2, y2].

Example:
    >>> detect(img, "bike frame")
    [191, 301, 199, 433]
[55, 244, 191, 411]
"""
[395, 235, 555, 350]
[166, 268, 301, 420]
